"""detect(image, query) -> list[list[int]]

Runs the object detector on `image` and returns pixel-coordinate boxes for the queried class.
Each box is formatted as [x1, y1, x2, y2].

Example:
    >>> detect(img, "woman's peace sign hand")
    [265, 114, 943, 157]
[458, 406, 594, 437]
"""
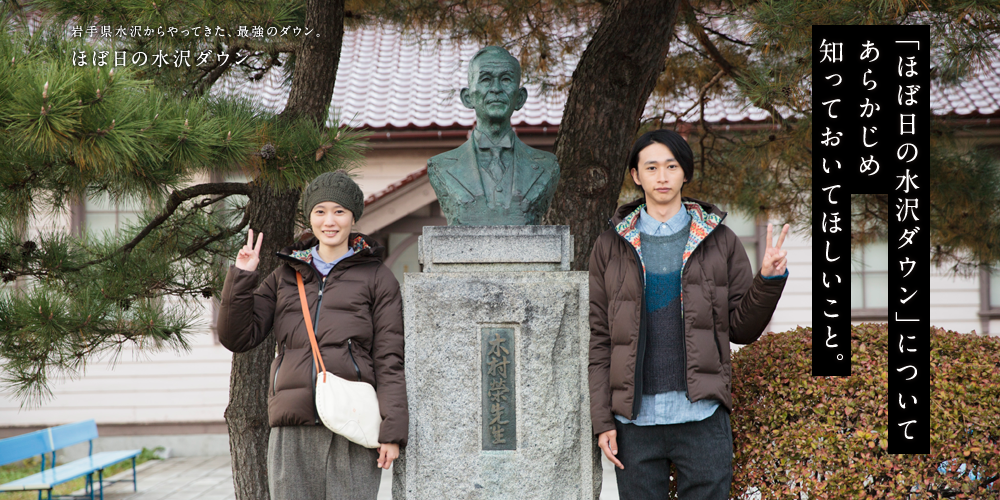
[235, 229, 264, 272]
[760, 223, 789, 277]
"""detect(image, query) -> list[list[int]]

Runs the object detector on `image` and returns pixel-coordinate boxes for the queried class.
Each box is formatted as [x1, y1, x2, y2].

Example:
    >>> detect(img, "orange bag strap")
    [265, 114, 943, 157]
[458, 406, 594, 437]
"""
[296, 271, 327, 382]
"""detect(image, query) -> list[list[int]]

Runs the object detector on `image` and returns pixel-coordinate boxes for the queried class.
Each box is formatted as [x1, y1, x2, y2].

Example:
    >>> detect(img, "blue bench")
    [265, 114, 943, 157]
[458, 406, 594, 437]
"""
[0, 420, 140, 500]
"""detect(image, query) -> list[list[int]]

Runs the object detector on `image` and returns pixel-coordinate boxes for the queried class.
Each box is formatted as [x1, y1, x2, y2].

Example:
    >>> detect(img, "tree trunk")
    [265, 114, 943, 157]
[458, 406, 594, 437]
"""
[281, 0, 346, 126]
[225, 1, 345, 499]
[544, 0, 681, 270]
[224, 184, 299, 500]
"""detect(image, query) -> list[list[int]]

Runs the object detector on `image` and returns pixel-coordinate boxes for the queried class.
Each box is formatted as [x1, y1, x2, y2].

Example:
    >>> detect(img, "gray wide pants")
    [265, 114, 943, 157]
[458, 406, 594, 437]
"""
[267, 425, 382, 500]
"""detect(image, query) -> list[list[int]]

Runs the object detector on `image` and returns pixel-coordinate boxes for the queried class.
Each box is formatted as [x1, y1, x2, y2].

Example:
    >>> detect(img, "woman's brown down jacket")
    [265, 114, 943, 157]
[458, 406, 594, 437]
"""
[588, 198, 786, 436]
[218, 234, 408, 446]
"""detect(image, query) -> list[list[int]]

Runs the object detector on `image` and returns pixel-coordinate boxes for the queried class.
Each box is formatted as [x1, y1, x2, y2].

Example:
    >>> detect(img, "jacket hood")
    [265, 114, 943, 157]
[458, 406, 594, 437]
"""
[610, 196, 728, 280]
[611, 197, 727, 227]
[276, 233, 387, 273]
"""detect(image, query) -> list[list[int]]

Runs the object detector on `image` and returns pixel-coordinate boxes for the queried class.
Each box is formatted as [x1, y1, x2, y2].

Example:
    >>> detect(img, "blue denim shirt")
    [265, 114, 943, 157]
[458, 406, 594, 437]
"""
[615, 206, 787, 425]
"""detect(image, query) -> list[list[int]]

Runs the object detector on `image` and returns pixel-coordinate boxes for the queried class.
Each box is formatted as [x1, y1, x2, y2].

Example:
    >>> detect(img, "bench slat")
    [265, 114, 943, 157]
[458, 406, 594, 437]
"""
[0, 431, 51, 466]
[0, 449, 140, 492]
[0, 419, 100, 467]
[50, 420, 99, 450]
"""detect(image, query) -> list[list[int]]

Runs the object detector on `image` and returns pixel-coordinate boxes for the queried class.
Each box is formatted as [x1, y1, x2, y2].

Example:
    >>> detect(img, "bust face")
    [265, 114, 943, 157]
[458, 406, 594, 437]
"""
[461, 50, 527, 125]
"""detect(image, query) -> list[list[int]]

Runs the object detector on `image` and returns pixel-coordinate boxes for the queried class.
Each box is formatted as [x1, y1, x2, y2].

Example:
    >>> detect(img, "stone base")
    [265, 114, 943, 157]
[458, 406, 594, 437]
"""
[399, 268, 598, 500]
[417, 225, 573, 272]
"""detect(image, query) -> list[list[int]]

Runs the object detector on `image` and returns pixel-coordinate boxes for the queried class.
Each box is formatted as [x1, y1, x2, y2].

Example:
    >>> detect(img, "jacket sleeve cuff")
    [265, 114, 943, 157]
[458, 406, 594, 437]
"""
[379, 426, 408, 447]
[592, 415, 616, 436]
[762, 268, 789, 280]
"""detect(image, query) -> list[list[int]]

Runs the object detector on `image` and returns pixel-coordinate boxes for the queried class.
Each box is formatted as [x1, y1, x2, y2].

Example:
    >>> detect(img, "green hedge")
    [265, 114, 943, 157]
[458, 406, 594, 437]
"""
[730, 323, 1000, 499]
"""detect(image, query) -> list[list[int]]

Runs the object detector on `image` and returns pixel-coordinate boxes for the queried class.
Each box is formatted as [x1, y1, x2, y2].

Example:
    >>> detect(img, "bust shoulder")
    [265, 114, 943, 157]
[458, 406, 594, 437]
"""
[514, 139, 558, 168]
[427, 149, 456, 169]
[427, 140, 471, 170]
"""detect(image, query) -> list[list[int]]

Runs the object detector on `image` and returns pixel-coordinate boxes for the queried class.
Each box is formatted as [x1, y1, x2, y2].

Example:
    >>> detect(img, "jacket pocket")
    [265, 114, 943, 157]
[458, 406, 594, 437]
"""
[346, 340, 379, 387]
[270, 350, 284, 396]
[347, 339, 363, 382]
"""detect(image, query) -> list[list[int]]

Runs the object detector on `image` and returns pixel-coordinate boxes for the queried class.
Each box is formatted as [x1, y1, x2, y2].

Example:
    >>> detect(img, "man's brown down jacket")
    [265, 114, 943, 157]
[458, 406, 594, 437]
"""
[218, 234, 408, 446]
[588, 198, 786, 436]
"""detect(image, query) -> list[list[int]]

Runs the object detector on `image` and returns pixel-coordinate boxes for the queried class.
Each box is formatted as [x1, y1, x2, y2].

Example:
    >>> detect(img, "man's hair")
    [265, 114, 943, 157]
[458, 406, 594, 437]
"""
[467, 46, 522, 87]
[627, 129, 694, 186]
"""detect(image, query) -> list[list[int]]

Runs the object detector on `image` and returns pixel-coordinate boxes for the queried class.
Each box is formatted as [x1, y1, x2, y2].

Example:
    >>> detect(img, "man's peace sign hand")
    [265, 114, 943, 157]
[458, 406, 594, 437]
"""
[760, 223, 789, 278]
[235, 229, 264, 272]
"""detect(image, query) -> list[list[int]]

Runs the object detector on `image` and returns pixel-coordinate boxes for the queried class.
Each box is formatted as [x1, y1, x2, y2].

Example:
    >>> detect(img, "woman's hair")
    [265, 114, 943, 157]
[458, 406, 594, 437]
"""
[627, 129, 694, 186]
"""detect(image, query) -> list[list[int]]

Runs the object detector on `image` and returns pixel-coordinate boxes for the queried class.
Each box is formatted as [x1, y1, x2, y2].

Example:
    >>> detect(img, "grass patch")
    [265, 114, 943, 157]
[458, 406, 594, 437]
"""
[0, 447, 161, 500]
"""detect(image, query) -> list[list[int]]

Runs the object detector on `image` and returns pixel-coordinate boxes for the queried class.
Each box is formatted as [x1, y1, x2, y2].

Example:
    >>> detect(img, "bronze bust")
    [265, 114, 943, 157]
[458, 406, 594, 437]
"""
[427, 46, 559, 226]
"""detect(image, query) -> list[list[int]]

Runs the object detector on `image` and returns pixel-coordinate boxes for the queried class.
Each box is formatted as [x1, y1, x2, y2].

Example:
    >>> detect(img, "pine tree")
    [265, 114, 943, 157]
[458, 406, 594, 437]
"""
[0, 1, 351, 498]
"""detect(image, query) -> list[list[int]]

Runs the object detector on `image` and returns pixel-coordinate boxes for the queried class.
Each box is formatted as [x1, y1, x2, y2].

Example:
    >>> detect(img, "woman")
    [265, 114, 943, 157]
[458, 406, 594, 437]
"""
[217, 170, 407, 500]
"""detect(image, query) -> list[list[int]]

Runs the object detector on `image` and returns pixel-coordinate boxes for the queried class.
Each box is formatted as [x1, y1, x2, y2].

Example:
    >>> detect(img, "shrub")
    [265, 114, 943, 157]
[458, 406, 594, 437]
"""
[730, 323, 1000, 499]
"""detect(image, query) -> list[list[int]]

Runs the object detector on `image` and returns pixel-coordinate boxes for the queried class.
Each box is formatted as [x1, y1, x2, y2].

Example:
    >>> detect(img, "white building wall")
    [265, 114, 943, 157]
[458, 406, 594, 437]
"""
[756, 225, 986, 337]
[765, 227, 814, 335]
[0, 324, 233, 427]
[926, 270, 983, 335]
[2, 169, 992, 429]
[731, 223, 988, 357]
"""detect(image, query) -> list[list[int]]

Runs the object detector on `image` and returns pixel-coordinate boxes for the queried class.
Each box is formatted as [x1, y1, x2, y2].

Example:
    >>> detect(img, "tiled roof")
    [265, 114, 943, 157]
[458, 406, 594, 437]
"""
[212, 25, 1000, 129]
[932, 53, 1000, 116]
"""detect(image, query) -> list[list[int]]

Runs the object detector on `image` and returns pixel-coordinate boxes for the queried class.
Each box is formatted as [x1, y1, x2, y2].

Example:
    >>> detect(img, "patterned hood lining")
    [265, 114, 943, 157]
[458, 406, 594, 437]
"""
[278, 233, 385, 264]
[283, 234, 377, 265]
[615, 200, 724, 278]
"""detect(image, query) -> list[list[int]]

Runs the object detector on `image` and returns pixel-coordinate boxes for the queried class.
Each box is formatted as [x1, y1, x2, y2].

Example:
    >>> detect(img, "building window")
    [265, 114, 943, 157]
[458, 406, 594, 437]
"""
[990, 271, 1000, 308]
[978, 268, 1000, 335]
[217, 173, 250, 226]
[851, 241, 889, 320]
[75, 191, 146, 237]
[721, 210, 760, 275]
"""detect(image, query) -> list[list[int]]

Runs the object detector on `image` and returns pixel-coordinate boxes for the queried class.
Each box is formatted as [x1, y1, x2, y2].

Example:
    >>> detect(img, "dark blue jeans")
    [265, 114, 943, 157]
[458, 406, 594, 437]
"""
[614, 405, 732, 500]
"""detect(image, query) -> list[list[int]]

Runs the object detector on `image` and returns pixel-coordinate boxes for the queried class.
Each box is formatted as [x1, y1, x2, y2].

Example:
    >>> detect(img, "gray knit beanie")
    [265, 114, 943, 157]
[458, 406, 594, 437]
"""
[301, 170, 364, 222]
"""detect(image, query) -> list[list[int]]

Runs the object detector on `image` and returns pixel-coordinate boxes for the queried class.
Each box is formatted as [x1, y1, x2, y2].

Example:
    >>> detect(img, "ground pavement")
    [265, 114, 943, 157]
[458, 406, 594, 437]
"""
[73, 455, 620, 499]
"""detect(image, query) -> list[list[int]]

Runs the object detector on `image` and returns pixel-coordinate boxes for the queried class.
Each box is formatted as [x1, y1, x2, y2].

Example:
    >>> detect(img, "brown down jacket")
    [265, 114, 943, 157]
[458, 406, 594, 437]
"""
[218, 233, 408, 446]
[588, 197, 786, 436]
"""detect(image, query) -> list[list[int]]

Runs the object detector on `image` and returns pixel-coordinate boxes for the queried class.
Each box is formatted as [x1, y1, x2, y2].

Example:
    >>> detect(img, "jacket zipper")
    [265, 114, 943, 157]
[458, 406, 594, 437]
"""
[347, 339, 362, 382]
[309, 274, 328, 424]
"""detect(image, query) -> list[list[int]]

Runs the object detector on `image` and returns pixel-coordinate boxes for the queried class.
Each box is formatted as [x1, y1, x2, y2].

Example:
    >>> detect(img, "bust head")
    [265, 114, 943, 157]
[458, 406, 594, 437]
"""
[460, 46, 528, 128]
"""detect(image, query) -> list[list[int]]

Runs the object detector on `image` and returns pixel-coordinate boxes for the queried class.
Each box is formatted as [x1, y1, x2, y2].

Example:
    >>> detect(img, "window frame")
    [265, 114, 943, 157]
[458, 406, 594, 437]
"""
[70, 191, 149, 237]
[850, 241, 889, 322]
[720, 208, 763, 276]
[978, 267, 1000, 335]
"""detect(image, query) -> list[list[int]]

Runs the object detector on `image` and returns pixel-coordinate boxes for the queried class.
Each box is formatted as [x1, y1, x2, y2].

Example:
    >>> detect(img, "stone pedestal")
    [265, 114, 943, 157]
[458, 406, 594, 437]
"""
[396, 226, 598, 500]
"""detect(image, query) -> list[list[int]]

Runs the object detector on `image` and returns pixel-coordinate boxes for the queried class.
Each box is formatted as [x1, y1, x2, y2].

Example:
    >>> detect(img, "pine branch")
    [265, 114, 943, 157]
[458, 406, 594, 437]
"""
[173, 205, 250, 263]
[73, 182, 251, 270]
[190, 45, 240, 98]
[702, 24, 751, 47]
[679, 0, 789, 129]
[676, 68, 724, 121]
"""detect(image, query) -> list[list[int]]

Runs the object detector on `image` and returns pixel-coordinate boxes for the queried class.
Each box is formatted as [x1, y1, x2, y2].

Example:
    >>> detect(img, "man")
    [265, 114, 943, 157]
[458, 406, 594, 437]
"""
[427, 46, 559, 225]
[588, 129, 789, 499]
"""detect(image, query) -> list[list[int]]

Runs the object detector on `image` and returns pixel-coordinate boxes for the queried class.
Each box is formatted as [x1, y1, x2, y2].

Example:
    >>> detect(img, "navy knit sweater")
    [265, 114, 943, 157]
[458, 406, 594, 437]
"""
[640, 228, 690, 394]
